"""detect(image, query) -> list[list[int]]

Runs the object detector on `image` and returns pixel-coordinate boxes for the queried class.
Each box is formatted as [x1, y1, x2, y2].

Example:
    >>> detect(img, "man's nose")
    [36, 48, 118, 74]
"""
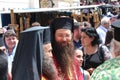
[49, 52, 53, 57]
[62, 37, 67, 41]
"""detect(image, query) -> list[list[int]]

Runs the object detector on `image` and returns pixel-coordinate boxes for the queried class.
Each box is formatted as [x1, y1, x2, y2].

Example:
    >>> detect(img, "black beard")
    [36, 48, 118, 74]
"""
[52, 41, 74, 74]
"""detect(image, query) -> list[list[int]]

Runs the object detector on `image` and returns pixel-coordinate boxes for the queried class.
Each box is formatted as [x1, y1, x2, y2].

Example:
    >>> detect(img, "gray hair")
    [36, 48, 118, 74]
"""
[101, 17, 110, 25]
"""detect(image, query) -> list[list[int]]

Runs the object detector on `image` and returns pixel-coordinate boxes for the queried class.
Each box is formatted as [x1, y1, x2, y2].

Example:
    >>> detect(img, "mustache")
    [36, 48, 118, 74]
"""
[56, 41, 72, 46]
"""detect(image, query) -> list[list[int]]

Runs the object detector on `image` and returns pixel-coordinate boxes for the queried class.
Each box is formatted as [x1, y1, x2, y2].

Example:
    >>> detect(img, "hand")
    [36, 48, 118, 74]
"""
[0, 46, 6, 53]
[87, 68, 95, 75]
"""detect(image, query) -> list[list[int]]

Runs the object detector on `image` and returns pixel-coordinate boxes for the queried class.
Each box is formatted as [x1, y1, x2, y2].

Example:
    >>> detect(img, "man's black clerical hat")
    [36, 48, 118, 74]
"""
[111, 20, 120, 42]
[50, 17, 74, 33]
[12, 26, 49, 80]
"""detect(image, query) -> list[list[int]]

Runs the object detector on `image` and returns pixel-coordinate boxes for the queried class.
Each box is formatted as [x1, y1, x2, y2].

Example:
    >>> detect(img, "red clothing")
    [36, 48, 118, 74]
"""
[73, 59, 84, 80]
[54, 58, 84, 80]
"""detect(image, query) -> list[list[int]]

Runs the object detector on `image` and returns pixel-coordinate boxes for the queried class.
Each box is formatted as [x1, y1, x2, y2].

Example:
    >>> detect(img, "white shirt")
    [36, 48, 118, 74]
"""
[96, 25, 108, 44]
[6, 42, 18, 73]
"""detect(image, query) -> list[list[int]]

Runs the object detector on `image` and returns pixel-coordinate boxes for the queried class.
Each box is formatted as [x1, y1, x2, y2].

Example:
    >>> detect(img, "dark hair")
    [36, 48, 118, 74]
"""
[6, 25, 16, 33]
[4, 30, 16, 37]
[81, 27, 101, 46]
[105, 29, 114, 46]
[0, 49, 8, 80]
[83, 21, 91, 27]
[31, 22, 40, 27]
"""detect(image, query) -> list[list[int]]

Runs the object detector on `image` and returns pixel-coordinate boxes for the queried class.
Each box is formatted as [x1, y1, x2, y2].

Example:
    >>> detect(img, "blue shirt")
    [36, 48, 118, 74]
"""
[73, 40, 82, 48]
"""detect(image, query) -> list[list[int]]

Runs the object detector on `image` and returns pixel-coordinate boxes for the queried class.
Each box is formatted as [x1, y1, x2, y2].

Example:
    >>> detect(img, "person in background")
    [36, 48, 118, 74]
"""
[74, 48, 91, 80]
[50, 17, 83, 80]
[31, 21, 41, 27]
[43, 28, 52, 58]
[42, 27, 58, 80]
[0, 27, 6, 51]
[42, 43, 58, 80]
[0, 28, 12, 80]
[3, 30, 18, 79]
[80, 27, 111, 75]
[96, 17, 111, 44]
[73, 22, 83, 48]
[91, 19, 120, 80]
[0, 49, 8, 80]
[73, 22, 91, 48]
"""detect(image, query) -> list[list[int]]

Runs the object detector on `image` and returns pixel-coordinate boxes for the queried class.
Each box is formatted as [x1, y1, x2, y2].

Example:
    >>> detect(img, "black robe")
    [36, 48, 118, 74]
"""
[12, 26, 49, 80]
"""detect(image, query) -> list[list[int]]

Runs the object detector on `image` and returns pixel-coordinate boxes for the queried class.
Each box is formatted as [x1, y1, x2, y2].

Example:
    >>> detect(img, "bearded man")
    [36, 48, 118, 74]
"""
[50, 17, 83, 80]
[42, 28, 58, 80]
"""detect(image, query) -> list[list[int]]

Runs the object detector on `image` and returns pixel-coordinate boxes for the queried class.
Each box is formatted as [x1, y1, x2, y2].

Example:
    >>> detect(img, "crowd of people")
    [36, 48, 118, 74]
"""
[0, 11, 120, 80]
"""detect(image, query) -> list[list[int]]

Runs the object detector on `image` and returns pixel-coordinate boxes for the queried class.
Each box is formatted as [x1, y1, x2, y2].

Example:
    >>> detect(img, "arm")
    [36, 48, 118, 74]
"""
[84, 70, 91, 80]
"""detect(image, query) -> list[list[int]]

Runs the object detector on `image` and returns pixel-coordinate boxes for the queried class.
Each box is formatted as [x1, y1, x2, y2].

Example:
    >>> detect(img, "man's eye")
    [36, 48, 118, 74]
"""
[66, 34, 70, 37]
